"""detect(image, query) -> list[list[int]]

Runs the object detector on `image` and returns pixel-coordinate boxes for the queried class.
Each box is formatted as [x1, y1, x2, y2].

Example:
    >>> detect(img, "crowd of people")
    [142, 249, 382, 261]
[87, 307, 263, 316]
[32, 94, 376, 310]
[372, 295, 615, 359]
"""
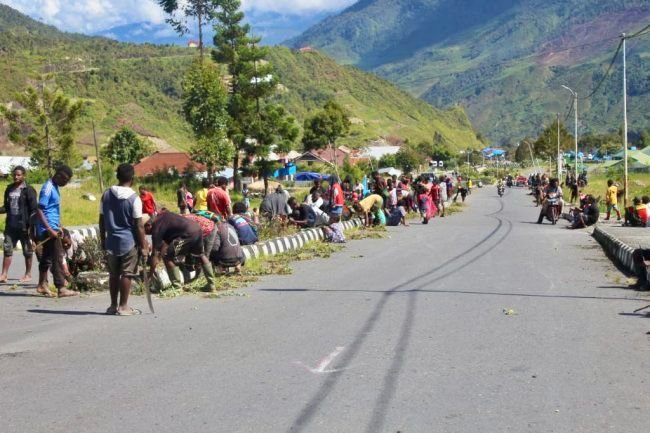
[0, 163, 473, 312]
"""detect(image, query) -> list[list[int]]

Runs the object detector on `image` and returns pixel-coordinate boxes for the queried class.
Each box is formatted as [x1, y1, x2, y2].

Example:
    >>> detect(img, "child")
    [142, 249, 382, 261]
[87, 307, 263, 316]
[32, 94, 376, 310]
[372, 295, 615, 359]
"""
[418, 185, 430, 224]
[229, 202, 259, 245]
[323, 215, 345, 243]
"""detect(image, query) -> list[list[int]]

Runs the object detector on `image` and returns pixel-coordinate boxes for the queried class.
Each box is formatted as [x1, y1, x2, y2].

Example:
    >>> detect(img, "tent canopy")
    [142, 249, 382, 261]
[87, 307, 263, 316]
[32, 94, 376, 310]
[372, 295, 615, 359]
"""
[294, 172, 333, 182]
[378, 167, 402, 176]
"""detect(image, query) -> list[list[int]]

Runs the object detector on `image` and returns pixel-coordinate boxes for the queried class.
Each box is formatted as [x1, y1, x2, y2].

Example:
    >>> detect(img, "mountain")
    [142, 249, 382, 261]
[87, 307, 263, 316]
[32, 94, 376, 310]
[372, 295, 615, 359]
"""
[289, 0, 650, 144]
[95, 11, 334, 47]
[0, 4, 480, 158]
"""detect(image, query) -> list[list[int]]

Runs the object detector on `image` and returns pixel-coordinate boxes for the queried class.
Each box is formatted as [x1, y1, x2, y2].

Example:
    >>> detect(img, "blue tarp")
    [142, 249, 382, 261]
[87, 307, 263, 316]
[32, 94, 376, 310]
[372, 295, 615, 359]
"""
[295, 172, 332, 182]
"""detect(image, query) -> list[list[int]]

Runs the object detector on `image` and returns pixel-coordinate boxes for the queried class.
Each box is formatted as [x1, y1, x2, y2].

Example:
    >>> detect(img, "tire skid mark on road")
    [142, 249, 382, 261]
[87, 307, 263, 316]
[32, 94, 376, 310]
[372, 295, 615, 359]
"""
[287, 197, 513, 433]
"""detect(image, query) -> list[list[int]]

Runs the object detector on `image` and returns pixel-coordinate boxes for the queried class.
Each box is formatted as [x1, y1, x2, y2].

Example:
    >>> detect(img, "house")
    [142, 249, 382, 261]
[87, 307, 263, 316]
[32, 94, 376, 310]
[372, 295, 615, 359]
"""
[187, 40, 200, 48]
[294, 147, 351, 167]
[297, 46, 315, 53]
[0, 156, 32, 176]
[134, 152, 205, 177]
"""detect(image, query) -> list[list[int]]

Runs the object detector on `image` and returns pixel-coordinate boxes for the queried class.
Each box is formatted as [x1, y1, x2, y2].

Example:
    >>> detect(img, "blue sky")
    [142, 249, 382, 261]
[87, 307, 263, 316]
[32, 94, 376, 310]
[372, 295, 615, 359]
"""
[1, 0, 356, 34]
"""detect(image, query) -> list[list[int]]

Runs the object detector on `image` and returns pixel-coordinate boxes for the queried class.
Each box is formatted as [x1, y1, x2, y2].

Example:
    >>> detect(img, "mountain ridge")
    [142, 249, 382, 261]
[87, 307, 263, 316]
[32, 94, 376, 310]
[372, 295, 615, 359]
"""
[0, 4, 481, 158]
[289, 0, 650, 143]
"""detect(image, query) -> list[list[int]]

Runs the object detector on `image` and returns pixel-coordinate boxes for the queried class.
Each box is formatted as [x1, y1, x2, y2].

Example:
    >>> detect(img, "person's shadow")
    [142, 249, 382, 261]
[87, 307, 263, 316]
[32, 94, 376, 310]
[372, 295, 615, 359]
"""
[27, 309, 106, 316]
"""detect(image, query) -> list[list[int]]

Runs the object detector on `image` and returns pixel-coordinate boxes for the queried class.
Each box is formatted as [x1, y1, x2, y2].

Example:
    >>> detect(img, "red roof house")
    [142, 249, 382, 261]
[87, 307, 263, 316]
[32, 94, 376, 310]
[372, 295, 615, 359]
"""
[134, 152, 205, 177]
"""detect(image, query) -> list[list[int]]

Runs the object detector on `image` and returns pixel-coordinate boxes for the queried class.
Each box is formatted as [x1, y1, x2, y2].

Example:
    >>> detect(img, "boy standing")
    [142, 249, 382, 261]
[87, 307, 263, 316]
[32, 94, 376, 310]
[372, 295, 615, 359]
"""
[605, 179, 622, 221]
[0, 166, 37, 283]
[100, 164, 147, 315]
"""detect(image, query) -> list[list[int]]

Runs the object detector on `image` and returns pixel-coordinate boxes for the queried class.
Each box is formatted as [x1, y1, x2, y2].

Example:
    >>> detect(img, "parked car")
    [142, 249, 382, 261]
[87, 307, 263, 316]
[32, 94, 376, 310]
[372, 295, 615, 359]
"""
[515, 175, 528, 187]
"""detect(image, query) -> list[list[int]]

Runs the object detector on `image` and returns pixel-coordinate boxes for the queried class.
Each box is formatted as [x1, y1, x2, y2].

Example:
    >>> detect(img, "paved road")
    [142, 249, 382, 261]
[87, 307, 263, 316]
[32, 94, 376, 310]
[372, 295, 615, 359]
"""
[1, 187, 648, 433]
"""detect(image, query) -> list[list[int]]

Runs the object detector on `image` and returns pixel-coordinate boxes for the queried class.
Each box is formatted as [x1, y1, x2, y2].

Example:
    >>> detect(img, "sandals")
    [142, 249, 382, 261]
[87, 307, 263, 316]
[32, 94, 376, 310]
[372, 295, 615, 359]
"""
[116, 308, 141, 316]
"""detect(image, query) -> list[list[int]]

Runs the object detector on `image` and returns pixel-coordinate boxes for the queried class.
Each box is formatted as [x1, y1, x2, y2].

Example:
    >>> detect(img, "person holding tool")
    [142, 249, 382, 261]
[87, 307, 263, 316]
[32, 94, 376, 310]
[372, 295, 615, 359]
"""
[35, 165, 78, 298]
[99, 163, 148, 315]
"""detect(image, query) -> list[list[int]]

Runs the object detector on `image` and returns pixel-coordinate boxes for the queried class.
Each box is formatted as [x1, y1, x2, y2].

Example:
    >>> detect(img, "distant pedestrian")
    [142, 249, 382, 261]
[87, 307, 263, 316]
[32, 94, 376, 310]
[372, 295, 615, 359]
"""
[0, 166, 37, 283]
[139, 185, 157, 218]
[177, 181, 189, 214]
[207, 176, 232, 219]
[35, 165, 78, 298]
[100, 163, 147, 315]
[193, 178, 210, 212]
[604, 179, 622, 221]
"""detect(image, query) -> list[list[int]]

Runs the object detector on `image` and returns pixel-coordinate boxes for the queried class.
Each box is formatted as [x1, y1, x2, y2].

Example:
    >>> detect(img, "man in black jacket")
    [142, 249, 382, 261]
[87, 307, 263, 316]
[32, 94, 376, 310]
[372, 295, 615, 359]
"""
[0, 166, 38, 283]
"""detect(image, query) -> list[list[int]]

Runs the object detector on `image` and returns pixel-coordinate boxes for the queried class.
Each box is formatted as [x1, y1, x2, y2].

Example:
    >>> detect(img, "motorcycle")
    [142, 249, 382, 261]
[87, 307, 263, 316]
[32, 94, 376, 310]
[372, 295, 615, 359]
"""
[544, 192, 561, 225]
[497, 183, 505, 197]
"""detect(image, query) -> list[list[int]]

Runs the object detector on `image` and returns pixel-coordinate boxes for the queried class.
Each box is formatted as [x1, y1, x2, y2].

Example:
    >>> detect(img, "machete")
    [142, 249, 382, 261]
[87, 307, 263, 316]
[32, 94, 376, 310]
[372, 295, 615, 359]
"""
[140, 254, 155, 314]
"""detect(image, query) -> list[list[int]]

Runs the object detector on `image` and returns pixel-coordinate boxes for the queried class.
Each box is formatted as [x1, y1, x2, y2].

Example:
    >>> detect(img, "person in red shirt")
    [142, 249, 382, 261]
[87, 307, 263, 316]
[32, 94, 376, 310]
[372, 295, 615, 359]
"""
[329, 176, 344, 216]
[207, 176, 232, 219]
[139, 186, 157, 218]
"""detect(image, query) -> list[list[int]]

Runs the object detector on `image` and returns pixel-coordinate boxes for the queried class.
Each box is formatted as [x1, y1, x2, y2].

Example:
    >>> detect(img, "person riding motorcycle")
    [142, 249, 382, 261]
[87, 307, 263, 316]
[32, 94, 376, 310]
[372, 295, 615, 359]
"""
[537, 178, 563, 223]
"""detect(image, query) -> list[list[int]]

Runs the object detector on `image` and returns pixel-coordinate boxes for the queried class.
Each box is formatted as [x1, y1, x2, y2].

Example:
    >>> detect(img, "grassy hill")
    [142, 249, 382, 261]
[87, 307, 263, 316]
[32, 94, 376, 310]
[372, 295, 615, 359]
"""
[289, 0, 650, 144]
[0, 4, 481, 160]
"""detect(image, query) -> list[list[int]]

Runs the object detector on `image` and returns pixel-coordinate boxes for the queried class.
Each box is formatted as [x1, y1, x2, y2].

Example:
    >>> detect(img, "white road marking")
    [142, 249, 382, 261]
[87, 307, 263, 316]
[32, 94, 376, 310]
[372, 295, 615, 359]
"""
[296, 346, 346, 374]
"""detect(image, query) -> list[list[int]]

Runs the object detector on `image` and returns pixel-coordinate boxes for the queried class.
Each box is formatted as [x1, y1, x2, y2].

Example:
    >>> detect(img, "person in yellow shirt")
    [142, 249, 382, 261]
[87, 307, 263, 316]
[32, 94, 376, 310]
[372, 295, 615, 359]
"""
[353, 194, 384, 226]
[193, 178, 210, 212]
[605, 179, 621, 221]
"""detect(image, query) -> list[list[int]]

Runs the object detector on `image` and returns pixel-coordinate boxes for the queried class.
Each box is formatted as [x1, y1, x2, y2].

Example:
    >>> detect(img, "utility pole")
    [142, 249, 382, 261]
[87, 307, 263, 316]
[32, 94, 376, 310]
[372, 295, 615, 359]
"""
[557, 112, 562, 181]
[92, 120, 104, 192]
[622, 33, 629, 207]
[45, 122, 52, 176]
[562, 85, 578, 182]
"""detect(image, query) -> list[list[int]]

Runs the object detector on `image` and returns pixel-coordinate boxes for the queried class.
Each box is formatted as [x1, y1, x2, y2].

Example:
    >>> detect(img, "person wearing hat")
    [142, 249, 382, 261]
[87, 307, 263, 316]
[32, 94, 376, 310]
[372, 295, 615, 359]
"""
[99, 163, 148, 315]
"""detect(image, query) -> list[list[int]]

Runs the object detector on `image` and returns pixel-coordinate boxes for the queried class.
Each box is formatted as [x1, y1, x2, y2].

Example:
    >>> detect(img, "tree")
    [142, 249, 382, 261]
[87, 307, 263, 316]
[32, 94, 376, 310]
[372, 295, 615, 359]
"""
[394, 144, 421, 173]
[158, 0, 216, 59]
[2, 86, 83, 171]
[181, 60, 233, 177]
[302, 100, 350, 151]
[212, 0, 281, 191]
[103, 127, 153, 165]
[533, 119, 573, 159]
[246, 104, 299, 194]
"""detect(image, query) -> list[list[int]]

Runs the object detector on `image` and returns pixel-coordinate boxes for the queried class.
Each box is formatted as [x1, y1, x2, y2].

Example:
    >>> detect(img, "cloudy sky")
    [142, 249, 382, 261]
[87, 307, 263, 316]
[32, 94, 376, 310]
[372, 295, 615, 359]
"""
[1, 0, 357, 34]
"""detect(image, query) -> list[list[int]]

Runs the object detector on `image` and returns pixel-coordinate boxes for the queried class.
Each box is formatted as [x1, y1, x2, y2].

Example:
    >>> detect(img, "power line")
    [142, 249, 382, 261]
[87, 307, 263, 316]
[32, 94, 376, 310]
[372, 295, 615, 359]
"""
[580, 38, 623, 100]
[627, 23, 650, 39]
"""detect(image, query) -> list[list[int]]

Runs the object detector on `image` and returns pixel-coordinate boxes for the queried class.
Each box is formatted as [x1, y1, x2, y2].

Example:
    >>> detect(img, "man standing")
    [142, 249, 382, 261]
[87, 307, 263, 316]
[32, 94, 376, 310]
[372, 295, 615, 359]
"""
[177, 181, 189, 214]
[605, 179, 622, 221]
[329, 176, 344, 216]
[0, 166, 37, 283]
[100, 164, 147, 315]
[35, 165, 78, 297]
[207, 176, 232, 219]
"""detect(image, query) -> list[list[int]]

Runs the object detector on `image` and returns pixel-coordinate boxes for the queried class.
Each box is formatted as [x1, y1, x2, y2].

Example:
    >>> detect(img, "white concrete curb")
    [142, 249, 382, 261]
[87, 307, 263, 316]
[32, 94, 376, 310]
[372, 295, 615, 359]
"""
[592, 225, 637, 274]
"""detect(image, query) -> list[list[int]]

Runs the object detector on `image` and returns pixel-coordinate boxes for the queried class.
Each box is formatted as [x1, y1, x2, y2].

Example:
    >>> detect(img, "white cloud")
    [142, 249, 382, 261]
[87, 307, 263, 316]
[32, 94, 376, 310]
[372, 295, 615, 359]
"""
[1, 0, 356, 33]
[242, 0, 356, 14]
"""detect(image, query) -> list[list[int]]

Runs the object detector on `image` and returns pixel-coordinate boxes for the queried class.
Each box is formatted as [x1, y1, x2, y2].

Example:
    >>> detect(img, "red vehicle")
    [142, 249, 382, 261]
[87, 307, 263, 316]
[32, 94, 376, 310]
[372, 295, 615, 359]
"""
[515, 176, 528, 187]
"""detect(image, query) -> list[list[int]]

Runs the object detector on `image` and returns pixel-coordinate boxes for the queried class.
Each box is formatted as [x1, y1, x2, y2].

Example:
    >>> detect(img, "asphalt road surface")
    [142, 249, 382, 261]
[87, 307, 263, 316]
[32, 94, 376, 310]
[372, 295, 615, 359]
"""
[1, 186, 648, 433]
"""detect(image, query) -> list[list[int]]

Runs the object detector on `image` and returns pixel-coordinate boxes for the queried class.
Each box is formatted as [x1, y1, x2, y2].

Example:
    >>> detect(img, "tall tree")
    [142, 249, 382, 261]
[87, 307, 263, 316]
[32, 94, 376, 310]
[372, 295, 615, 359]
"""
[246, 104, 299, 193]
[158, 0, 216, 59]
[181, 60, 233, 177]
[2, 86, 83, 171]
[533, 118, 573, 159]
[103, 126, 154, 165]
[212, 0, 278, 191]
[302, 100, 350, 152]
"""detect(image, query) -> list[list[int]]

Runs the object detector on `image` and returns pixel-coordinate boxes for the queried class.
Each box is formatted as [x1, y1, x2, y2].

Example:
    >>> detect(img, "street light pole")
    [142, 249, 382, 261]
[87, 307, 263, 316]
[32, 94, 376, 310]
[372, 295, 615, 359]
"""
[557, 112, 562, 182]
[562, 85, 578, 182]
[622, 33, 629, 207]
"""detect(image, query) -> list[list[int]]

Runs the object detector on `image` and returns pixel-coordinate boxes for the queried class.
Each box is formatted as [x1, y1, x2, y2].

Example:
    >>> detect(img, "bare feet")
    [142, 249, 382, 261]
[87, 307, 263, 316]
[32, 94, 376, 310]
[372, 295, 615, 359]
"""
[57, 288, 80, 298]
[19, 275, 32, 283]
[0, 274, 7, 283]
[36, 286, 54, 297]
[106, 305, 118, 315]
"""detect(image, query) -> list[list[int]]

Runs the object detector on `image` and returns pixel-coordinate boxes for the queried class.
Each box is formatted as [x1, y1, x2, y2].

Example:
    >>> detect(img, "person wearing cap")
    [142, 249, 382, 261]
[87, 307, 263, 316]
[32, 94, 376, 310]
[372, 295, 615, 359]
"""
[100, 163, 148, 315]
